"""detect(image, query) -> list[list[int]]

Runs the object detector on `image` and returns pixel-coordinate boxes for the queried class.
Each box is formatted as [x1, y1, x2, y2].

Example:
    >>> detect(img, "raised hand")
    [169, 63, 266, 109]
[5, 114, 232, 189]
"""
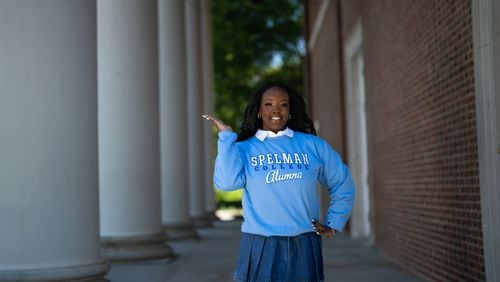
[202, 114, 233, 132]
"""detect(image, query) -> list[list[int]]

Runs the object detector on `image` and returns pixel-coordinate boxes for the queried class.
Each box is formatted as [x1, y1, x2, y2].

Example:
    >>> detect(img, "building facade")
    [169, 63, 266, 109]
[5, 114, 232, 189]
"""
[305, 0, 499, 281]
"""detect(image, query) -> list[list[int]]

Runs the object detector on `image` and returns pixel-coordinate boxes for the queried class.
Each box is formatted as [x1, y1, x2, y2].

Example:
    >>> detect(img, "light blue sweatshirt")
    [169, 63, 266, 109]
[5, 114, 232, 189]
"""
[214, 129, 355, 236]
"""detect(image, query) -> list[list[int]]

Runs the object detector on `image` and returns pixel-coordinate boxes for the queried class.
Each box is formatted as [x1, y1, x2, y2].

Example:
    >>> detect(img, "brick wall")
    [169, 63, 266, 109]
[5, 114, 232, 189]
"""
[358, 0, 484, 280]
[306, 0, 345, 154]
[307, 0, 485, 280]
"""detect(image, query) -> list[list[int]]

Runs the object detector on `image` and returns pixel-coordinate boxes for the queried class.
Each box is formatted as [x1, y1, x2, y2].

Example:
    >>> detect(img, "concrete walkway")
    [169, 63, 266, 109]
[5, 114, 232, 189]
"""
[106, 220, 424, 282]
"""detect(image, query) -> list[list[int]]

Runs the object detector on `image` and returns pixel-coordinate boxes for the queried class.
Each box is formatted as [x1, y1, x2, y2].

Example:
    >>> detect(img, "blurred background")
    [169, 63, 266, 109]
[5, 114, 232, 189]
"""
[1, 0, 498, 281]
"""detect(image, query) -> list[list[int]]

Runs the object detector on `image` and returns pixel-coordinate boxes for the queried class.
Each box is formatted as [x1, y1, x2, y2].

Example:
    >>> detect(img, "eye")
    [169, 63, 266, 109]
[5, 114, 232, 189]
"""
[280, 102, 289, 108]
[264, 102, 273, 106]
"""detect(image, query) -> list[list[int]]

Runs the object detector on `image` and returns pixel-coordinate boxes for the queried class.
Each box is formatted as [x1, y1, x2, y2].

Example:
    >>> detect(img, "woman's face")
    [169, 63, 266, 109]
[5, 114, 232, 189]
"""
[258, 87, 290, 132]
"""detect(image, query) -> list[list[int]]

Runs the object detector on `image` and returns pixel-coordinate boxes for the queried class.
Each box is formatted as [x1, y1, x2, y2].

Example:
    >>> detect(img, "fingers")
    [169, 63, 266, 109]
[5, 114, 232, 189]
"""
[311, 219, 334, 239]
[202, 114, 232, 131]
[202, 114, 216, 122]
[312, 221, 323, 235]
[202, 114, 213, 121]
[311, 219, 322, 235]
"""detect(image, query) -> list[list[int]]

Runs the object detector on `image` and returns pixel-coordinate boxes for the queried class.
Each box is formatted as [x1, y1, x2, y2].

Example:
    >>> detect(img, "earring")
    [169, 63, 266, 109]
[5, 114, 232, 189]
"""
[257, 113, 261, 119]
[288, 114, 291, 120]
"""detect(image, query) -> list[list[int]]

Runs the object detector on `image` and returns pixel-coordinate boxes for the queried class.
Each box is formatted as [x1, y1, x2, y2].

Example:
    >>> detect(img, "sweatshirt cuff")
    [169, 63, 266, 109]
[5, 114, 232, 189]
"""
[218, 130, 237, 141]
[324, 214, 349, 232]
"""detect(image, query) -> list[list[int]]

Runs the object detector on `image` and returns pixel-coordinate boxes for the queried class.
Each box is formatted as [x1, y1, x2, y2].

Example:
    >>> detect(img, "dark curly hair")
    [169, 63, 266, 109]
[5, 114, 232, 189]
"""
[237, 82, 317, 142]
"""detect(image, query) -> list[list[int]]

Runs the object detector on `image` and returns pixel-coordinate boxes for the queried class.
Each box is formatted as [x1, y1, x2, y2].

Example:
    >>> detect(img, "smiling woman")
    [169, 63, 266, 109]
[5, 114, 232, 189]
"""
[258, 86, 290, 132]
[203, 81, 355, 282]
[236, 82, 316, 142]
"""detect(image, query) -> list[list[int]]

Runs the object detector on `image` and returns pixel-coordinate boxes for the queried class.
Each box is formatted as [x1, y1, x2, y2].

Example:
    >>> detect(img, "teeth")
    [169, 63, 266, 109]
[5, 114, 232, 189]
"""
[271, 117, 281, 120]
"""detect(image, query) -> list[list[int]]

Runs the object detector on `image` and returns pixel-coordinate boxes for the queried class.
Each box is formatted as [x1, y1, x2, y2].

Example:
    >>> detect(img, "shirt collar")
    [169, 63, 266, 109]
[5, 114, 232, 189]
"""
[255, 127, 294, 141]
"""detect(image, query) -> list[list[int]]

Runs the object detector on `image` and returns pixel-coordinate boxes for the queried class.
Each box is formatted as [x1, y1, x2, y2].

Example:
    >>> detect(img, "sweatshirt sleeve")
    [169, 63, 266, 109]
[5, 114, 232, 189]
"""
[213, 131, 246, 191]
[317, 139, 355, 232]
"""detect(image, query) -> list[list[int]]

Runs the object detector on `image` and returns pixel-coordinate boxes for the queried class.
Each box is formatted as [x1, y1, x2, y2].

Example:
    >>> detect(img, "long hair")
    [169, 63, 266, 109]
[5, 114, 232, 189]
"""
[237, 82, 317, 142]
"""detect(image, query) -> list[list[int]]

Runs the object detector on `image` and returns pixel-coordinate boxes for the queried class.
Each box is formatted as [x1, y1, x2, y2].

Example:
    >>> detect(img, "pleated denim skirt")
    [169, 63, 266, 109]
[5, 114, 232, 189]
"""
[234, 232, 324, 282]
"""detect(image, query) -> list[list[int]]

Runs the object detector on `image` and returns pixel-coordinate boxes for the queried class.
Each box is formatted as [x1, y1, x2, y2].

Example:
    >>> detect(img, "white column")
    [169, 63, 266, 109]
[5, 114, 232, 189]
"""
[472, 0, 500, 280]
[186, 0, 211, 227]
[0, 1, 109, 281]
[344, 21, 372, 240]
[200, 0, 218, 220]
[98, 0, 175, 260]
[158, 0, 199, 240]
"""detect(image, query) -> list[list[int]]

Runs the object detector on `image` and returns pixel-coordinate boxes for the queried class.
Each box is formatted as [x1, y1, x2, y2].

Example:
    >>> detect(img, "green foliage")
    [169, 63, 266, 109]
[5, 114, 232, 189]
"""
[211, 0, 305, 206]
[211, 0, 305, 131]
[215, 189, 243, 208]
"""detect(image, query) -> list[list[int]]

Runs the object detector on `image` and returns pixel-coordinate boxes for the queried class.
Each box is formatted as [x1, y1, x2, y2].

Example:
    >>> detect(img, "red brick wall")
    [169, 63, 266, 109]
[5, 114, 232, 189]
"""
[356, 0, 483, 280]
[307, 0, 485, 280]
[306, 1, 346, 155]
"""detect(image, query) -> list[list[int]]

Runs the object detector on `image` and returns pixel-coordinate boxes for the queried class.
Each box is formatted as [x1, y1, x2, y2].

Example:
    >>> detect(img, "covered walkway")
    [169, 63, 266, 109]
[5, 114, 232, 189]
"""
[107, 220, 424, 282]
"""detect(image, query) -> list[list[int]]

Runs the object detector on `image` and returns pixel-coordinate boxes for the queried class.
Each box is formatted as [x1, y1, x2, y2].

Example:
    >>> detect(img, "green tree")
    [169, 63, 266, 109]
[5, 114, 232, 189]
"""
[211, 0, 305, 131]
[211, 0, 305, 208]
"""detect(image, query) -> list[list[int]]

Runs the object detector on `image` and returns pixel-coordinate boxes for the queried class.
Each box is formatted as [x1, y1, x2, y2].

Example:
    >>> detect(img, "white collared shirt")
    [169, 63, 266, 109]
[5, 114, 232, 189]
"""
[255, 127, 294, 141]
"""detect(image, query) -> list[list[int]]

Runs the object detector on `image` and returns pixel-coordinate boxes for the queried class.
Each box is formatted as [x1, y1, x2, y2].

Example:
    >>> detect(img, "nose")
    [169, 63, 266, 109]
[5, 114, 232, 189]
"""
[272, 105, 282, 112]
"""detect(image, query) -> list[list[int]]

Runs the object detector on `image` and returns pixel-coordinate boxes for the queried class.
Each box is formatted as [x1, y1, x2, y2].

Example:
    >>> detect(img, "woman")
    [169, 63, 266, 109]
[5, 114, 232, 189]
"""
[203, 82, 355, 282]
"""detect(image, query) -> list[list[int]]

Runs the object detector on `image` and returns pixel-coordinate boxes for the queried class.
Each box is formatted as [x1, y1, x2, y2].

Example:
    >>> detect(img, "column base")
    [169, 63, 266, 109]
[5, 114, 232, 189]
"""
[0, 259, 110, 282]
[163, 222, 199, 240]
[193, 215, 214, 228]
[205, 210, 219, 222]
[101, 232, 177, 261]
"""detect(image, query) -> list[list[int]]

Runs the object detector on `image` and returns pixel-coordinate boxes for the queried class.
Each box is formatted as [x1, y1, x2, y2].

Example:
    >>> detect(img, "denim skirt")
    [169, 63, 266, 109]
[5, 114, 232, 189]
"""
[234, 232, 324, 282]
